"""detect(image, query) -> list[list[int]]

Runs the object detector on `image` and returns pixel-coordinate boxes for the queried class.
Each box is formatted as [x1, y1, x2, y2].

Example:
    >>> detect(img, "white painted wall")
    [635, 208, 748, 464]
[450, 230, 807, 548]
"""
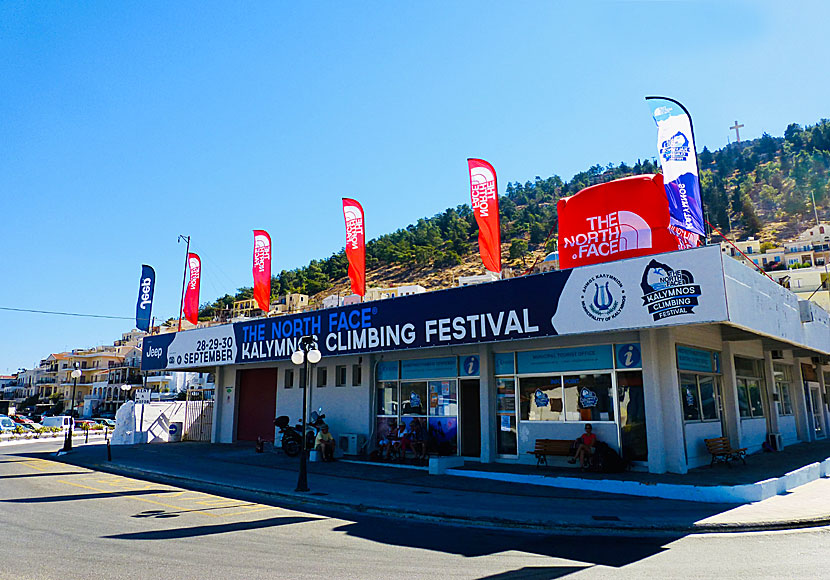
[684, 421, 723, 468]
[273, 356, 372, 447]
[641, 327, 687, 474]
[779, 415, 798, 446]
[741, 417, 768, 452]
[672, 325, 723, 351]
[213, 365, 237, 443]
[723, 257, 830, 353]
[518, 420, 618, 464]
[111, 401, 188, 445]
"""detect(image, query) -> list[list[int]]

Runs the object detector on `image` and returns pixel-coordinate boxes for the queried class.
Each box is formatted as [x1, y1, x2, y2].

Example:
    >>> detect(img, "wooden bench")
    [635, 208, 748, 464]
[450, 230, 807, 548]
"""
[704, 437, 747, 467]
[527, 439, 574, 467]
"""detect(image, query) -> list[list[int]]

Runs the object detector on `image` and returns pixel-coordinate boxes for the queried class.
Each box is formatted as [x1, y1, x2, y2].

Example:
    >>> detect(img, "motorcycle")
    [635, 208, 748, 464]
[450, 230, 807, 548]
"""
[274, 407, 327, 457]
[306, 408, 327, 449]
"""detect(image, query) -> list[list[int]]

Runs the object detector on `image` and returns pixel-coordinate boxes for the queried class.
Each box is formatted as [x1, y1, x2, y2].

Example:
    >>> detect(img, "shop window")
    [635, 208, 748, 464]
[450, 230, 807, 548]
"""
[428, 380, 457, 416]
[679, 373, 721, 422]
[352, 364, 363, 386]
[737, 378, 765, 418]
[698, 376, 719, 420]
[284, 368, 294, 389]
[773, 364, 793, 415]
[376, 382, 398, 415]
[519, 374, 614, 422]
[316, 367, 328, 388]
[735, 357, 765, 418]
[564, 374, 613, 422]
[335, 365, 347, 386]
[400, 381, 427, 415]
[680, 374, 701, 421]
[734, 357, 760, 377]
[427, 380, 458, 455]
[375, 379, 456, 456]
[519, 376, 563, 421]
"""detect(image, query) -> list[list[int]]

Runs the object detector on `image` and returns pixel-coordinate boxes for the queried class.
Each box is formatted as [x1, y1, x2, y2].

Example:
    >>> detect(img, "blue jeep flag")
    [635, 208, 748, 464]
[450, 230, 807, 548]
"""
[135, 264, 155, 331]
[647, 97, 705, 238]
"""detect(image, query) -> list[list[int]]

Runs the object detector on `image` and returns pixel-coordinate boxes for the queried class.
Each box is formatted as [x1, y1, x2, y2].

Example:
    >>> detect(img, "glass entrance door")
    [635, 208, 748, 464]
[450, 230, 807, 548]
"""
[809, 384, 825, 438]
[617, 371, 647, 462]
[496, 377, 517, 455]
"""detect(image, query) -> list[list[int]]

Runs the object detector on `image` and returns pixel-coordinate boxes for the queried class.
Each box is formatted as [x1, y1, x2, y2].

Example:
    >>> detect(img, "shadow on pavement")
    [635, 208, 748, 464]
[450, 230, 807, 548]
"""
[332, 516, 679, 568]
[2, 489, 175, 503]
[477, 567, 588, 579]
[102, 515, 317, 540]
[0, 471, 82, 479]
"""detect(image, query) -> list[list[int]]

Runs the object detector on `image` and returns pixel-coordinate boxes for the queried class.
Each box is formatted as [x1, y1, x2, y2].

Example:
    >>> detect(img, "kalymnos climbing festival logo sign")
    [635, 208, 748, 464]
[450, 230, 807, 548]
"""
[659, 131, 690, 162]
[640, 259, 702, 320]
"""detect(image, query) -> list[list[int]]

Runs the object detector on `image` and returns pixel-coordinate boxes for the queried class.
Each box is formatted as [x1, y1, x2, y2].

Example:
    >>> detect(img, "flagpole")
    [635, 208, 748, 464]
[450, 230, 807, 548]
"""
[177, 235, 190, 332]
[645, 96, 709, 246]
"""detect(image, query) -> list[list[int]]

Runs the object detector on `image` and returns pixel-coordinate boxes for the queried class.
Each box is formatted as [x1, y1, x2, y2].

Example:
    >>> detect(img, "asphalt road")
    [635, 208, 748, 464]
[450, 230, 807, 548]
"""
[1, 440, 828, 580]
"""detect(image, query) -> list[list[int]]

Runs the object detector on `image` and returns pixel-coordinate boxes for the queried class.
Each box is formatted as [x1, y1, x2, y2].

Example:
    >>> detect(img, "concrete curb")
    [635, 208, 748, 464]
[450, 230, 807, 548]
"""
[447, 457, 830, 504]
[54, 456, 830, 536]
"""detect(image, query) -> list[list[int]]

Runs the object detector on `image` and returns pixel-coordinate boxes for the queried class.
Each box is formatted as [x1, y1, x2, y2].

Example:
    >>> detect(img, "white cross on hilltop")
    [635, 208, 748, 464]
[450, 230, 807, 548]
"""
[730, 120, 744, 143]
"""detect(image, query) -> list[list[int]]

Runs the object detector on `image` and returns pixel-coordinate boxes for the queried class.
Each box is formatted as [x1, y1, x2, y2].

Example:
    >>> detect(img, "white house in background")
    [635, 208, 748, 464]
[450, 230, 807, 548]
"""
[322, 294, 344, 309]
[457, 272, 500, 286]
[364, 285, 426, 301]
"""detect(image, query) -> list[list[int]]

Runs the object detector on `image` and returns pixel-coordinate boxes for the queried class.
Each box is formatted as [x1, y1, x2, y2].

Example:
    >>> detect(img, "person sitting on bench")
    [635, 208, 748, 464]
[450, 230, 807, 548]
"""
[569, 424, 597, 468]
[315, 424, 336, 462]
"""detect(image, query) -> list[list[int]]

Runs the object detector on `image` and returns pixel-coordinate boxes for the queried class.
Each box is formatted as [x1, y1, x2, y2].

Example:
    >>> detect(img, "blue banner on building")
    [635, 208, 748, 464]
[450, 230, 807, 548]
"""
[677, 345, 715, 373]
[516, 345, 614, 374]
[140, 246, 729, 371]
[135, 264, 155, 332]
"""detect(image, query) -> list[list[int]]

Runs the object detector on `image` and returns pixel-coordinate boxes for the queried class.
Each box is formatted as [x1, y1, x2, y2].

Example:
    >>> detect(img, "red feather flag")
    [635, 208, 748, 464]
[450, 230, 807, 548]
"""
[342, 198, 366, 297]
[252, 230, 272, 313]
[183, 252, 201, 325]
[467, 158, 502, 273]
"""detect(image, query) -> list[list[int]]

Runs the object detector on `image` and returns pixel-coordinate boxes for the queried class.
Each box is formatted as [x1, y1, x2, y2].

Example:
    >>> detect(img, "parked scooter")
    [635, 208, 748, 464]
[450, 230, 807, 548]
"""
[274, 407, 327, 457]
[306, 408, 327, 450]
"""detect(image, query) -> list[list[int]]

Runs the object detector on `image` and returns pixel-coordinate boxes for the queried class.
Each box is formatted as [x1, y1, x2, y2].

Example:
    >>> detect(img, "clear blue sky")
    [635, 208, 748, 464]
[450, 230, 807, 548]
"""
[2, 1, 829, 373]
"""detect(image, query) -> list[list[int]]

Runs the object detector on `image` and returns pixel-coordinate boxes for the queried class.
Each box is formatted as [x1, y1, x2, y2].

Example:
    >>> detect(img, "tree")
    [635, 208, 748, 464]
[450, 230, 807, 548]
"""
[784, 123, 804, 149]
[529, 222, 546, 245]
[741, 195, 762, 235]
[509, 239, 528, 261]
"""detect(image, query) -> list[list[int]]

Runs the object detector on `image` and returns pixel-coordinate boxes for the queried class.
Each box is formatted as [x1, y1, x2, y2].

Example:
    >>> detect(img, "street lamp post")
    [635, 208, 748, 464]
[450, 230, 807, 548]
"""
[63, 363, 82, 452]
[291, 335, 322, 492]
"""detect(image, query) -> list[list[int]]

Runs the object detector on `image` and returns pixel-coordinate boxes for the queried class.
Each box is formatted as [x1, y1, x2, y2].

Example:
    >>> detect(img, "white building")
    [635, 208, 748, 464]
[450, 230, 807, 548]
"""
[457, 272, 500, 286]
[141, 246, 830, 475]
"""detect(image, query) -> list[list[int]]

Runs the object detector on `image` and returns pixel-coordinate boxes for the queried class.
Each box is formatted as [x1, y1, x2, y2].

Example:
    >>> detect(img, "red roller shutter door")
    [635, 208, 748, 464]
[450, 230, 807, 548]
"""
[237, 368, 277, 442]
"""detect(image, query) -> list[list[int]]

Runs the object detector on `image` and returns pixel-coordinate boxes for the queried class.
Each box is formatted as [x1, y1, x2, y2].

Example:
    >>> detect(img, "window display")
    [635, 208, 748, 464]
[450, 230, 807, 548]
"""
[519, 373, 613, 422]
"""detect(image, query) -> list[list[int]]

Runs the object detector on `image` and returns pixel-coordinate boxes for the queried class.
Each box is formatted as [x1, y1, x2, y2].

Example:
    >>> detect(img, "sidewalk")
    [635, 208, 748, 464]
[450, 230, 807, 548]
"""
[38, 441, 830, 535]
